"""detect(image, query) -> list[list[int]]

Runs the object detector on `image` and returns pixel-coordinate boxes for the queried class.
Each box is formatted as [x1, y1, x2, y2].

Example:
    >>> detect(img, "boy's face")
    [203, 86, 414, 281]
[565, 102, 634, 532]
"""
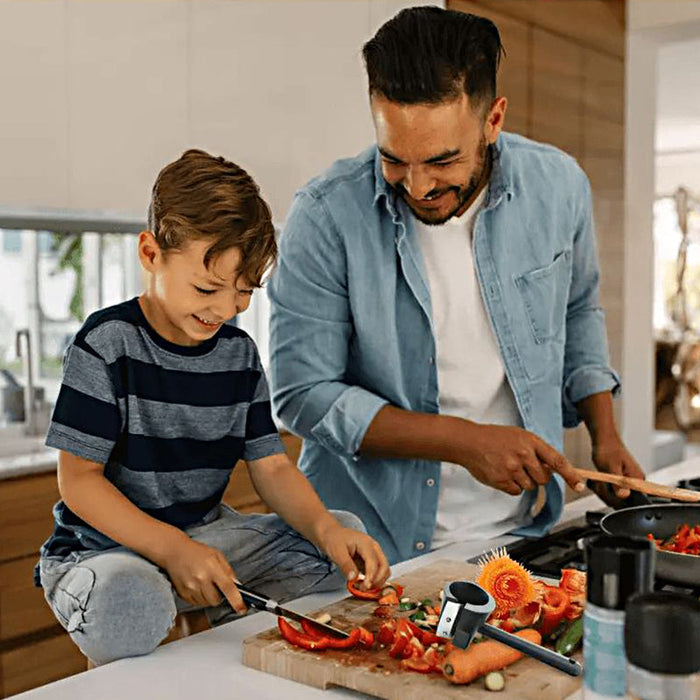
[138, 234, 254, 347]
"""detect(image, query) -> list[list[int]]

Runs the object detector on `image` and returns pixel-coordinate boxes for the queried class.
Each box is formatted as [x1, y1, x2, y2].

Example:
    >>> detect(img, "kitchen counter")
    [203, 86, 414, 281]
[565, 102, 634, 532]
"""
[12, 456, 700, 700]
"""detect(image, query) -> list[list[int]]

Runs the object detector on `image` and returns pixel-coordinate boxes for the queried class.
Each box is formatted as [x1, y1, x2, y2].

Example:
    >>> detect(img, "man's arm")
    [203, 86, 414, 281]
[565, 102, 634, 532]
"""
[575, 391, 645, 499]
[361, 405, 584, 495]
[563, 167, 644, 501]
[270, 192, 582, 496]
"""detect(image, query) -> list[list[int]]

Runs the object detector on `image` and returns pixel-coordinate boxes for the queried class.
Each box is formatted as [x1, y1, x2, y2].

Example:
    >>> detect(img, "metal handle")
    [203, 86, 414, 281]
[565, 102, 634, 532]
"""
[479, 623, 582, 676]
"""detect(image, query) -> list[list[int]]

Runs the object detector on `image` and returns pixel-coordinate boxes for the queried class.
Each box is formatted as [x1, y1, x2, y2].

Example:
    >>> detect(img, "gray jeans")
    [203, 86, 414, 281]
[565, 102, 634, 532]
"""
[38, 505, 363, 665]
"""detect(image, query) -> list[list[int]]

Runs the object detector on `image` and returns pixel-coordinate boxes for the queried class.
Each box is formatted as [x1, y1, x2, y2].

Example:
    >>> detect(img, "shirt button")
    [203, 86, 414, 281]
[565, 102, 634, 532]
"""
[426, 478, 435, 487]
[429, 356, 435, 365]
[416, 541, 425, 551]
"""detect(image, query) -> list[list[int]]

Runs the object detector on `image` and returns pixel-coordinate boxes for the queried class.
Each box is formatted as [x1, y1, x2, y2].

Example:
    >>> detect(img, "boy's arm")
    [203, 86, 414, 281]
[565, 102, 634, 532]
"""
[58, 450, 247, 612]
[247, 452, 390, 589]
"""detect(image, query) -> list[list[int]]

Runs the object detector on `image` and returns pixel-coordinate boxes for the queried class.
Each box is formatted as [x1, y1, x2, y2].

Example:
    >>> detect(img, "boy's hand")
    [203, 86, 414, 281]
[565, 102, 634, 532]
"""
[161, 536, 248, 615]
[317, 524, 391, 591]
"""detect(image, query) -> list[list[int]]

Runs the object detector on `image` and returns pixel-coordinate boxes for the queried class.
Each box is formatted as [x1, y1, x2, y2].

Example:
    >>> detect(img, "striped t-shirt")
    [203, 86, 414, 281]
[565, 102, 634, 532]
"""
[39, 296, 285, 560]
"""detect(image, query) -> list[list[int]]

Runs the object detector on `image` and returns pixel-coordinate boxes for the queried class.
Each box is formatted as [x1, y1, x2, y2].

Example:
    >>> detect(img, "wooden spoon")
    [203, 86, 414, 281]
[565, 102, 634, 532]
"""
[575, 468, 700, 503]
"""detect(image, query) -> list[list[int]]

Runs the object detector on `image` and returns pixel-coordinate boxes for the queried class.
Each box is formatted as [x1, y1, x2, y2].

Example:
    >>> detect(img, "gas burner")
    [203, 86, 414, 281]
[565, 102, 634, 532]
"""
[467, 480, 700, 597]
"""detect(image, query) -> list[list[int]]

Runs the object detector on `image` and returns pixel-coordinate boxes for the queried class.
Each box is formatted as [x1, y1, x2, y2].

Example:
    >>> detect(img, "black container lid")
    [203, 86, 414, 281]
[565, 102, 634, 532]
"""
[585, 535, 655, 610]
[625, 592, 700, 675]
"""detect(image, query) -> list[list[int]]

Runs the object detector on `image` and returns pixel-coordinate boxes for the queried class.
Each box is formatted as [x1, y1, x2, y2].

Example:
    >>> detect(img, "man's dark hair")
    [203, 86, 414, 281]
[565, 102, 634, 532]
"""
[362, 6, 503, 109]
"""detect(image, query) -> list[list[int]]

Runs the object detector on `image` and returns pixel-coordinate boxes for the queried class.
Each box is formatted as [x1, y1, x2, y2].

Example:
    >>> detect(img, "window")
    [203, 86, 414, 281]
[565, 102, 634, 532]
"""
[0, 209, 276, 431]
[0, 209, 143, 429]
[654, 191, 700, 338]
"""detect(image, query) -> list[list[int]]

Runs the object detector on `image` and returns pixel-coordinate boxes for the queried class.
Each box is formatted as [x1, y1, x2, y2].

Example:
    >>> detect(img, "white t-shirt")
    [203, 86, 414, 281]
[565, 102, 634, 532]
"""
[414, 189, 532, 548]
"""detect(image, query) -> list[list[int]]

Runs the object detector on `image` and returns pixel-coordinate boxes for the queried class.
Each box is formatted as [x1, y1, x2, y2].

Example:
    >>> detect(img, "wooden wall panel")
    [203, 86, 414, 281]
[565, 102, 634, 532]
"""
[466, 0, 624, 57]
[449, 1, 530, 135]
[531, 29, 583, 158]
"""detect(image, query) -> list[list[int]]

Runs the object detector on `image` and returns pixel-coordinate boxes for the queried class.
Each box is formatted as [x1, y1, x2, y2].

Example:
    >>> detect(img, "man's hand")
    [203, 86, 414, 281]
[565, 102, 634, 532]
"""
[160, 535, 247, 614]
[590, 435, 645, 507]
[455, 423, 585, 496]
[316, 524, 391, 591]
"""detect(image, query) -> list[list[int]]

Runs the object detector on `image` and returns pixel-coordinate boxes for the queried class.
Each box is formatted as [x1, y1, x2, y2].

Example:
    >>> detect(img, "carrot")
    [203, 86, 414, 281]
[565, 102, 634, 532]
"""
[442, 628, 542, 685]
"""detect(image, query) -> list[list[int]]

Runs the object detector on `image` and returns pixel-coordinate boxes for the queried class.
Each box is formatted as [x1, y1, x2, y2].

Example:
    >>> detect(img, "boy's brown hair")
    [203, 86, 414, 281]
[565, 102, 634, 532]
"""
[148, 149, 276, 287]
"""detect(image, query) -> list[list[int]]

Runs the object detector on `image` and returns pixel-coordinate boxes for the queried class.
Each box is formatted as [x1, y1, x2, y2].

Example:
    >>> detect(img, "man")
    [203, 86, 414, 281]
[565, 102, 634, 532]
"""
[268, 6, 643, 564]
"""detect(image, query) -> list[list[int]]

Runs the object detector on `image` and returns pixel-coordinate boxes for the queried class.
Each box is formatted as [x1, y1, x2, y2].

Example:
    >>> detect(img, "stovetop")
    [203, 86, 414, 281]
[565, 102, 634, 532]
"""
[468, 477, 700, 597]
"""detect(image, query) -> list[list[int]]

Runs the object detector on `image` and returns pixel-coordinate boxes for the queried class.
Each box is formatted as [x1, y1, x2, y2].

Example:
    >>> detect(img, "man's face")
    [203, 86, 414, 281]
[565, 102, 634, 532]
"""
[371, 92, 504, 225]
[139, 236, 254, 346]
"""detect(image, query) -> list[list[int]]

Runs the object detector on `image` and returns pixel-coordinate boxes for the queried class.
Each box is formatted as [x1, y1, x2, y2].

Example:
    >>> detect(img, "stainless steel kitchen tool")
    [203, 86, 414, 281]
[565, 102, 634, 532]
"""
[436, 581, 582, 677]
[235, 581, 350, 638]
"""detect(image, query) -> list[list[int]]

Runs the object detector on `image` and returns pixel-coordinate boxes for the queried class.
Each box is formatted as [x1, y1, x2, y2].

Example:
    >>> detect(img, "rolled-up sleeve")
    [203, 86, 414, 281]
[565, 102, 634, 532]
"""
[268, 192, 388, 456]
[561, 169, 621, 427]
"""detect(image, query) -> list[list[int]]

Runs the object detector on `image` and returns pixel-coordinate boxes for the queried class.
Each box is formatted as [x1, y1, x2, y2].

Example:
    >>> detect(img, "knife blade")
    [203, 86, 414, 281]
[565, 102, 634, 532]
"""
[235, 581, 350, 639]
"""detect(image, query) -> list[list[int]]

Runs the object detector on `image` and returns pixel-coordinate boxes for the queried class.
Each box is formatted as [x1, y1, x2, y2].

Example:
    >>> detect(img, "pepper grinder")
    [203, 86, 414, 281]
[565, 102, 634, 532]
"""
[625, 591, 700, 700]
[583, 535, 655, 700]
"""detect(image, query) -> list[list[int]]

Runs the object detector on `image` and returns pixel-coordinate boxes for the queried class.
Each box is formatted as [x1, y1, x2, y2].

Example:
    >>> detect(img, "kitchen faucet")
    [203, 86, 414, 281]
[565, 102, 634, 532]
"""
[15, 328, 42, 436]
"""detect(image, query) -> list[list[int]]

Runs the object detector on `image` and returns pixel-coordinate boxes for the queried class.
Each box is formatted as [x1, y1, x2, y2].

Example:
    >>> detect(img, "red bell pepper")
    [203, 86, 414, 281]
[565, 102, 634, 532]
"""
[278, 617, 330, 651]
[324, 628, 362, 650]
[377, 620, 396, 645]
[401, 656, 433, 673]
[539, 585, 570, 636]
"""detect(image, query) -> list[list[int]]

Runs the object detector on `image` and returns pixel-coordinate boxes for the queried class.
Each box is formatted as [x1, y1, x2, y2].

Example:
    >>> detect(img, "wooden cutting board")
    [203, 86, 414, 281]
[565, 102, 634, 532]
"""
[242, 559, 582, 700]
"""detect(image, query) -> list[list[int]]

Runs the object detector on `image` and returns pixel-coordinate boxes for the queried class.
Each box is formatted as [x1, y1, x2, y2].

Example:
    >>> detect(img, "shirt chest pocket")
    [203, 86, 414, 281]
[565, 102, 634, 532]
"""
[514, 250, 572, 345]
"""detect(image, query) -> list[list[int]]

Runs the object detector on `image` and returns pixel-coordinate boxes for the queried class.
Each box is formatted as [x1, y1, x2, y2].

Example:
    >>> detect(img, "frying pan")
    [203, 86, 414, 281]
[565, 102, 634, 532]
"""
[600, 504, 700, 587]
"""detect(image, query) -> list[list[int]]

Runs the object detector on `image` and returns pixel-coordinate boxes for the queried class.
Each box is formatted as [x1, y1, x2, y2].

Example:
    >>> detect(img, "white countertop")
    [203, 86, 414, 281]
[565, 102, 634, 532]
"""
[13, 456, 700, 700]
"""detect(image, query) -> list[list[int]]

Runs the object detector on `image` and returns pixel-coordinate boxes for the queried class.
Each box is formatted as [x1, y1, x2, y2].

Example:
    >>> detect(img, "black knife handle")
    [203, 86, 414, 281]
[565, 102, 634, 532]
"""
[234, 581, 275, 611]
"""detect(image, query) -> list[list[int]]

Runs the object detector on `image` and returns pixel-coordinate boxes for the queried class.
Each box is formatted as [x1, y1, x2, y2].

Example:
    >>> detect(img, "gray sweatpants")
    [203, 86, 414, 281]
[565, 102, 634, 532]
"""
[38, 505, 363, 665]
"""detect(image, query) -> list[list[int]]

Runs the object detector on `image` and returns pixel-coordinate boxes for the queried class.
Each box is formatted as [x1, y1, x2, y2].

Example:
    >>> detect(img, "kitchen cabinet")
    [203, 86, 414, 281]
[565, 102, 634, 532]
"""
[0, 432, 302, 698]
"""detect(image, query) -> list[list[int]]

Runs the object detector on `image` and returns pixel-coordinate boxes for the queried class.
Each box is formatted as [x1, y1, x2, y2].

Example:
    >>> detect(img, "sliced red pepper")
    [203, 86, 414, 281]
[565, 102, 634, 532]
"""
[346, 580, 383, 600]
[408, 636, 426, 658]
[388, 632, 410, 658]
[559, 569, 586, 596]
[539, 585, 570, 636]
[423, 646, 445, 673]
[377, 621, 396, 645]
[278, 617, 329, 651]
[357, 627, 375, 648]
[346, 580, 404, 601]
[378, 590, 400, 605]
[512, 600, 542, 629]
[417, 629, 443, 646]
[300, 619, 327, 640]
[372, 605, 395, 618]
[401, 656, 433, 673]
[324, 628, 361, 650]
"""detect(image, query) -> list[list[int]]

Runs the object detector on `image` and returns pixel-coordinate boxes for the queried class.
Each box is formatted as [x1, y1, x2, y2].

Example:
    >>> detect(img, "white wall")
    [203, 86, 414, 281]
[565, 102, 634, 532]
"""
[624, 0, 700, 470]
[0, 0, 440, 222]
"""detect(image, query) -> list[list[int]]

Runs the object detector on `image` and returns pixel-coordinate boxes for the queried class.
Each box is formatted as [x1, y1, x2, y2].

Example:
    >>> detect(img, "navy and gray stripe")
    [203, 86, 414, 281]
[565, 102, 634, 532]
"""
[41, 297, 284, 560]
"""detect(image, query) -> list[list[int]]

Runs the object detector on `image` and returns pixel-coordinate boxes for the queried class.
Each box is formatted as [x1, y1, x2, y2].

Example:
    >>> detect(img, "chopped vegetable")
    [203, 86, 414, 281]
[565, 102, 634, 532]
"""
[372, 605, 395, 618]
[443, 628, 542, 685]
[648, 524, 700, 555]
[314, 613, 331, 625]
[538, 585, 570, 636]
[484, 670, 506, 691]
[399, 600, 418, 611]
[278, 617, 330, 651]
[554, 617, 583, 657]
[477, 549, 536, 613]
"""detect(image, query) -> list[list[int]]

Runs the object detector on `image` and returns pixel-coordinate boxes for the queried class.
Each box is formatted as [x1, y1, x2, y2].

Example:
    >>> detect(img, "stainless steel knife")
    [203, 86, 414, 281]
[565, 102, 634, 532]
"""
[235, 581, 350, 639]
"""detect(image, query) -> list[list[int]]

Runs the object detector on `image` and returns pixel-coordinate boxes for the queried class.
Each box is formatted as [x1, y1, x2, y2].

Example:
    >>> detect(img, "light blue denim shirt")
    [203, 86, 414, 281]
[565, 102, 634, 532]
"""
[268, 132, 620, 564]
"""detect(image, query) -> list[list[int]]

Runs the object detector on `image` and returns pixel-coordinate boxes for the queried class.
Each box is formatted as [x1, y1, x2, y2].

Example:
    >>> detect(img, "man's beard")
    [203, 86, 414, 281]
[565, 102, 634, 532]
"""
[395, 138, 491, 226]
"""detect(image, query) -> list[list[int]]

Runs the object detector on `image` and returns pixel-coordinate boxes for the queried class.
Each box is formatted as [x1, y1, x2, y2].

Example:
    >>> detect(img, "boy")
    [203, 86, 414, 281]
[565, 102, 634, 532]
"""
[35, 149, 390, 666]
